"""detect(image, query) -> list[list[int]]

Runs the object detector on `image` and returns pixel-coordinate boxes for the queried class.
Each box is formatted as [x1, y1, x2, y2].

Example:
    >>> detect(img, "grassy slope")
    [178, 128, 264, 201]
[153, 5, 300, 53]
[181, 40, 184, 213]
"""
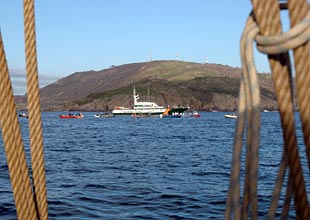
[15, 60, 276, 111]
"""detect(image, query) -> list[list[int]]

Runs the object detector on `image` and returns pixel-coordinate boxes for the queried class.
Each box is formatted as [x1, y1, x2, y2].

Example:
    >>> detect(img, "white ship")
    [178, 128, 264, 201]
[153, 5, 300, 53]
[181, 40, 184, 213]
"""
[112, 87, 166, 116]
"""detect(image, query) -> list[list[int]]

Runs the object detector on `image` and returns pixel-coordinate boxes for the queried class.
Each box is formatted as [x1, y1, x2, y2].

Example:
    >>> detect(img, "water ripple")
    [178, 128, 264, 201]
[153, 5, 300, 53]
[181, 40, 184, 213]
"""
[0, 112, 306, 219]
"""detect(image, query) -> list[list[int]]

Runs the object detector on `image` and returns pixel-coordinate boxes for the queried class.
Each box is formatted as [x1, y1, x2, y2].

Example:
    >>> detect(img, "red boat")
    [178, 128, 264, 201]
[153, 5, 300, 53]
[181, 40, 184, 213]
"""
[59, 113, 83, 119]
[192, 111, 201, 117]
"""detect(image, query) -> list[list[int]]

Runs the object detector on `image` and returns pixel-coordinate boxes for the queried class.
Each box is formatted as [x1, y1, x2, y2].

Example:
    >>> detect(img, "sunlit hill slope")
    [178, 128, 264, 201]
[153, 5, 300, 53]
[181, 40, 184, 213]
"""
[15, 60, 277, 111]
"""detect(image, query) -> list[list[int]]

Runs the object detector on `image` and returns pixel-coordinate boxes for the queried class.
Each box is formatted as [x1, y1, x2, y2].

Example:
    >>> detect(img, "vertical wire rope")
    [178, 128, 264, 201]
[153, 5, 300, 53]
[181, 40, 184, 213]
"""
[267, 150, 287, 219]
[240, 19, 256, 220]
[0, 32, 37, 220]
[240, 15, 261, 220]
[225, 20, 251, 219]
[246, 27, 260, 220]
[281, 177, 292, 219]
[23, 0, 48, 219]
[225, 14, 261, 219]
[241, 25, 254, 220]
[225, 82, 246, 220]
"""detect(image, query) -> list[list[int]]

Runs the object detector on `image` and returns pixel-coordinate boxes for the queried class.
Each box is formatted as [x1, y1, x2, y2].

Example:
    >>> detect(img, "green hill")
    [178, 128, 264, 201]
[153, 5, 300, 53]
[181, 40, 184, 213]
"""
[15, 60, 277, 111]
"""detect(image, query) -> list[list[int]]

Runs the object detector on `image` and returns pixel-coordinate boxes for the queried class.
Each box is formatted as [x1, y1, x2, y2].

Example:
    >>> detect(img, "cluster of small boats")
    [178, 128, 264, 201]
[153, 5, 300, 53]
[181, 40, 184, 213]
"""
[160, 110, 201, 118]
[184, 111, 201, 118]
[130, 110, 201, 118]
[20, 111, 241, 120]
[17, 86, 279, 122]
[19, 88, 275, 120]
[57, 110, 201, 119]
[57, 87, 201, 119]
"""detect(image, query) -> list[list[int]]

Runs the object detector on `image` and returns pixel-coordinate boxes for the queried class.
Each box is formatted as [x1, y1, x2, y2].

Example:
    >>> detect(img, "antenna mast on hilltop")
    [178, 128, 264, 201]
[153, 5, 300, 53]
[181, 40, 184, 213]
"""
[146, 51, 152, 62]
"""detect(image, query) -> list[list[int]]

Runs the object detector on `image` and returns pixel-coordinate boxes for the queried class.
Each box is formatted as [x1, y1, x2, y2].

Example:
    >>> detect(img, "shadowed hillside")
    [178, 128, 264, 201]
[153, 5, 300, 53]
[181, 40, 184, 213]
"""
[15, 60, 277, 111]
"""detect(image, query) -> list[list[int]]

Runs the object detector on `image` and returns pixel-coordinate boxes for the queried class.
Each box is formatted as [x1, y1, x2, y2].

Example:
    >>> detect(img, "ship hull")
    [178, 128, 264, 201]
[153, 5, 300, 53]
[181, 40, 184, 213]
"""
[112, 108, 165, 115]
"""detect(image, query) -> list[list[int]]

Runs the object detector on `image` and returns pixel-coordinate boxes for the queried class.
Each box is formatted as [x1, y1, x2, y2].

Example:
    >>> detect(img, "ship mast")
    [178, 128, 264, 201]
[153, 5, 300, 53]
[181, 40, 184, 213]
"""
[133, 86, 139, 107]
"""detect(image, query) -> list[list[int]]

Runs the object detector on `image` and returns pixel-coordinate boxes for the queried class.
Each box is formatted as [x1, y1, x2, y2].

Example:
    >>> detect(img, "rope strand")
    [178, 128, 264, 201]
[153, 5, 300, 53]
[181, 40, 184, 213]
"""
[288, 0, 310, 173]
[23, 0, 48, 219]
[226, 1, 310, 218]
[0, 31, 37, 220]
[251, 0, 309, 218]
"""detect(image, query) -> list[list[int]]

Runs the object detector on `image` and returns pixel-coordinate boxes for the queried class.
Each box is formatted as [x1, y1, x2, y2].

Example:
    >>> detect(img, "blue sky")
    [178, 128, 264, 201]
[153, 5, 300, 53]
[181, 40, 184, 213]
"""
[0, 1, 274, 95]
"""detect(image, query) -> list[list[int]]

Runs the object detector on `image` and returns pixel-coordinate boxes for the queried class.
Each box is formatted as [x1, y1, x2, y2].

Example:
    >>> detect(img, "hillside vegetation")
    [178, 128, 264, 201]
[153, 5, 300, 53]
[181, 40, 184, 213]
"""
[15, 60, 277, 111]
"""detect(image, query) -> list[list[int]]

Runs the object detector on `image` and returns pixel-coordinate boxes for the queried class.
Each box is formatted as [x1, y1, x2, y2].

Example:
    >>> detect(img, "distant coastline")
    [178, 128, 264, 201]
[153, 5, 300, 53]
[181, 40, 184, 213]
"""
[14, 60, 277, 112]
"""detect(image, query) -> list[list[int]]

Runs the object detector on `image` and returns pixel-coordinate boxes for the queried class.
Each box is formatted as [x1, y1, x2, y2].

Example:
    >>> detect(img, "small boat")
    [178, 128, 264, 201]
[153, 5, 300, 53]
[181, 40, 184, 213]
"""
[19, 113, 28, 118]
[94, 112, 115, 118]
[160, 108, 183, 118]
[59, 113, 83, 119]
[191, 111, 201, 117]
[225, 114, 238, 119]
[181, 111, 201, 118]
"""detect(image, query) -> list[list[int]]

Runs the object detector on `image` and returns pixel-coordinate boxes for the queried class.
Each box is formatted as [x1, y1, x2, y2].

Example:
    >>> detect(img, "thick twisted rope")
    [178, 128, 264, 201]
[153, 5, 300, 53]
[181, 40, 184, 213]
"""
[0, 33, 37, 219]
[254, 3, 310, 218]
[226, 1, 310, 219]
[252, 1, 309, 219]
[288, 0, 310, 173]
[24, 0, 48, 219]
[256, 9, 310, 55]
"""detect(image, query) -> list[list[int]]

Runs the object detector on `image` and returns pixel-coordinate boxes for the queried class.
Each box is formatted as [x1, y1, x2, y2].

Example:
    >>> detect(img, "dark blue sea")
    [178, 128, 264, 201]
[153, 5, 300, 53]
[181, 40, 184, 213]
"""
[0, 112, 309, 219]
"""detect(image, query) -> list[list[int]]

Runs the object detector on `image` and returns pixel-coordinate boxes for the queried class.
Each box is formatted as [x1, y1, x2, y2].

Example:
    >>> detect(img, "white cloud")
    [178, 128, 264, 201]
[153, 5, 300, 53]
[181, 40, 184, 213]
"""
[9, 68, 27, 95]
[9, 68, 59, 95]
